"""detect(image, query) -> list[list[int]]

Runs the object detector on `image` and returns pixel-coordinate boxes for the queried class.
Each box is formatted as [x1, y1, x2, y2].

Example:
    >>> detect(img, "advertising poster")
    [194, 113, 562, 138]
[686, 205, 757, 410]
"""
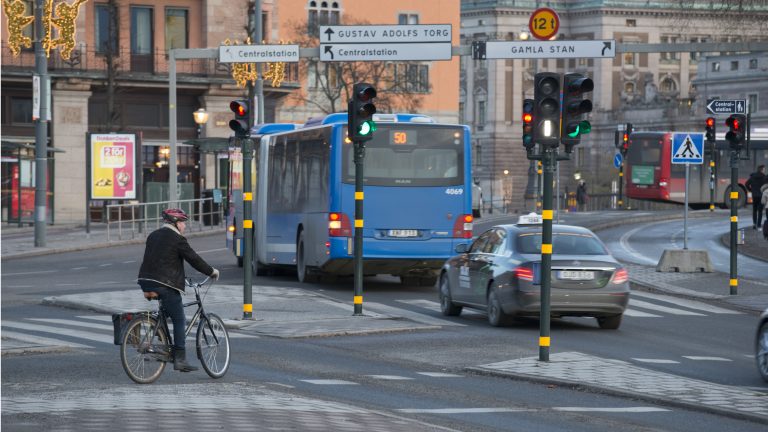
[90, 134, 137, 199]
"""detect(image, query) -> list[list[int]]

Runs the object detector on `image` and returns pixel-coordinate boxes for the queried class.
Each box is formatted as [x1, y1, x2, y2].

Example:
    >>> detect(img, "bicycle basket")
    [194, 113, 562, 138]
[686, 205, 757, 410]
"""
[112, 312, 138, 345]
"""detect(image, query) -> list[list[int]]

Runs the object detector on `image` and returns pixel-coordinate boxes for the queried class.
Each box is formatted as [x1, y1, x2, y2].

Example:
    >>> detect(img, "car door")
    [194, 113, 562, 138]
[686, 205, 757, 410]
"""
[472, 228, 507, 305]
[454, 231, 490, 304]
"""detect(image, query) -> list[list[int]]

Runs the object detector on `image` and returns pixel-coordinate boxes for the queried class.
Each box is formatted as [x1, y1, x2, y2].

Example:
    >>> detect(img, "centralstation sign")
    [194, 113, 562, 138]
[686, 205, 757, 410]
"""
[319, 24, 453, 62]
[706, 98, 747, 115]
[218, 44, 300, 63]
[475, 40, 616, 59]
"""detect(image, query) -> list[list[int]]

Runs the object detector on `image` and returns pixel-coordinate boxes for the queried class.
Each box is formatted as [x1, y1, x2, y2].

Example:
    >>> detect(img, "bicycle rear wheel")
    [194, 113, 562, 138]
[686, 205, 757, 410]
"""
[196, 313, 230, 378]
[120, 315, 170, 384]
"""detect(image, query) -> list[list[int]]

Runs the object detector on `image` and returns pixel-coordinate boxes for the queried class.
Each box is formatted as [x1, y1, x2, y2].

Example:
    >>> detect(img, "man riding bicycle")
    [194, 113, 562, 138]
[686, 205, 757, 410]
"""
[137, 208, 220, 372]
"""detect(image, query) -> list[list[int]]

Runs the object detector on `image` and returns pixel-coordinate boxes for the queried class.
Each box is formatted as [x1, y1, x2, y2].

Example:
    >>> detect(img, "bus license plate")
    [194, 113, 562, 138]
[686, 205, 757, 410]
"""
[559, 270, 594, 280]
[389, 229, 419, 238]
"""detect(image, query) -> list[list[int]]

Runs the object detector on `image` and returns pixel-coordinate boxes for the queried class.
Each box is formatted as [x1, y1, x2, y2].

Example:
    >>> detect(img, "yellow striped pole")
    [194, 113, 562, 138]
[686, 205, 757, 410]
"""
[729, 153, 738, 295]
[539, 152, 554, 362]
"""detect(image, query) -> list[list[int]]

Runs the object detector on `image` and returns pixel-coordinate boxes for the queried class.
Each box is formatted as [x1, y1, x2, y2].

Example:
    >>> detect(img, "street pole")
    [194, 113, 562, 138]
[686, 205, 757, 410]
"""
[709, 141, 715, 211]
[618, 162, 624, 209]
[34, 0, 49, 246]
[729, 150, 738, 296]
[684, 164, 689, 250]
[353, 142, 365, 316]
[539, 149, 554, 362]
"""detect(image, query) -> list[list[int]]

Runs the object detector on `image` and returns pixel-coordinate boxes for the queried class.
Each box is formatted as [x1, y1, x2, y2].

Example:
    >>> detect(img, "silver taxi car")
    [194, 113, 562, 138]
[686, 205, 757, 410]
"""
[437, 214, 630, 329]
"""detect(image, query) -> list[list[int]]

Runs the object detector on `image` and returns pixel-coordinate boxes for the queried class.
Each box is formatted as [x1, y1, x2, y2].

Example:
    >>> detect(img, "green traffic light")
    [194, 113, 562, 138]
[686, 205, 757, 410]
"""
[567, 126, 580, 138]
[579, 120, 591, 134]
[358, 120, 377, 136]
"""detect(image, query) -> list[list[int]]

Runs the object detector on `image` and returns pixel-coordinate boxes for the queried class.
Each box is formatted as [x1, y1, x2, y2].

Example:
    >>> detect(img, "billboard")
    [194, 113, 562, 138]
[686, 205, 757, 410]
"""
[88, 134, 138, 199]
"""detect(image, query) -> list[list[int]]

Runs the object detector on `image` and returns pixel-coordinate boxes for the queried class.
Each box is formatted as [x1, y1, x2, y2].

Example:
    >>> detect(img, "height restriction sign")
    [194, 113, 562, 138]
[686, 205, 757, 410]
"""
[529, 8, 560, 40]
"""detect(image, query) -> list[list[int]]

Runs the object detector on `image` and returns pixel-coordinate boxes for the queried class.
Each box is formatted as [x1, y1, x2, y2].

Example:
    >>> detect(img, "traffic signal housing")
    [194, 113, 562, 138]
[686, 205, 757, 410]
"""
[533, 72, 561, 148]
[561, 73, 593, 151]
[725, 114, 746, 149]
[229, 99, 250, 138]
[621, 130, 630, 155]
[522, 98, 535, 150]
[705, 117, 716, 142]
[348, 83, 377, 142]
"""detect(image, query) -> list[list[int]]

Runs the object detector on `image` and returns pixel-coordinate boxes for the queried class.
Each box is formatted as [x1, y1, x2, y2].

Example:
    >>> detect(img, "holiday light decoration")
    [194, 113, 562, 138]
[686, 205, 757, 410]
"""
[2, 0, 89, 59]
[223, 38, 286, 88]
[49, 0, 89, 59]
[2, 0, 35, 55]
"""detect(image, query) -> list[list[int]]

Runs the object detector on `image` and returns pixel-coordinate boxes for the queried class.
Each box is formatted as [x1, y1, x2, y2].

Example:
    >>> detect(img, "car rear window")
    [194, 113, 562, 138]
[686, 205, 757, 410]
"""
[516, 232, 608, 255]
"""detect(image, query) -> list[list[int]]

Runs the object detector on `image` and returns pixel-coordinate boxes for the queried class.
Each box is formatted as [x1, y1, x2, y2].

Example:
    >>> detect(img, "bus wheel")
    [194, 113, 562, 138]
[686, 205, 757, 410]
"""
[297, 231, 318, 283]
[237, 256, 243, 268]
[723, 186, 747, 209]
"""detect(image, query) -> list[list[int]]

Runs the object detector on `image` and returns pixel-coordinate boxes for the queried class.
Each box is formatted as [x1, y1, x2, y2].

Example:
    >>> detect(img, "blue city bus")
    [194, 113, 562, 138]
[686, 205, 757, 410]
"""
[228, 113, 474, 285]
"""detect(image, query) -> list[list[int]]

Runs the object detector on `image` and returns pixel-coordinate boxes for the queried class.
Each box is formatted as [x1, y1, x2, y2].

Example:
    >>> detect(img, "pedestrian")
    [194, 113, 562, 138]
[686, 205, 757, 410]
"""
[761, 183, 768, 240]
[576, 180, 589, 212]
[745, 165, 766, 229]
[137, 208, 220, 372]
[472, 181, 483, 218]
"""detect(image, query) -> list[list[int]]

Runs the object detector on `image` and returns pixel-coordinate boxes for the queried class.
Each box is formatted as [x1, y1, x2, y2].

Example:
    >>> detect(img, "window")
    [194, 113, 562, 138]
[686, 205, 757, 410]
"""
[131, 7, 153, 54]
[749, 58, 758, 69]
[623, 52, 635, 66]
[624, 82, 635, 94]
[711, 62, 720, 72]
[749, 94, 758, 114]
[95, 4, 118, 53]
[390, 63, 429, 93]
[11, 97, 33, 124]
[165, 8, 188, 51]
[660, 77, 677, 93]
[307, 1, 340, 36]
[626, 19, 636, 27]
[730, 61, 739, 71]
[398, 13, 418, 25]
[477, 100, 486, 126]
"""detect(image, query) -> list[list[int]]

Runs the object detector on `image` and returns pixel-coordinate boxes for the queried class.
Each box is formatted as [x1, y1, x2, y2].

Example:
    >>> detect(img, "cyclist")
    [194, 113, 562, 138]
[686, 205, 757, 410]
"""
[137, 208, 220, 372]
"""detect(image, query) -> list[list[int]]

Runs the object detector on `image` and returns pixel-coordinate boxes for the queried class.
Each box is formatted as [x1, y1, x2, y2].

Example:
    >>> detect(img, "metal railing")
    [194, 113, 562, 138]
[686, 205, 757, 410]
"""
[105, 198, 224, 241]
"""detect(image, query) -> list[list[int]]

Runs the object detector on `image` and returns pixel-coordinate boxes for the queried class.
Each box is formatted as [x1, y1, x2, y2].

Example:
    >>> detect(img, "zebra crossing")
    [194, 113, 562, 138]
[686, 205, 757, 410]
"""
[1, 314, 255, 351]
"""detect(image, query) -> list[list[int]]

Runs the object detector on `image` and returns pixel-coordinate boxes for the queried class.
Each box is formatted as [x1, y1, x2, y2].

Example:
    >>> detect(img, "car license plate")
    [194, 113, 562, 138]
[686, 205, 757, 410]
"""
[559, 270, 594, 280]
[389, 229, 419, 238]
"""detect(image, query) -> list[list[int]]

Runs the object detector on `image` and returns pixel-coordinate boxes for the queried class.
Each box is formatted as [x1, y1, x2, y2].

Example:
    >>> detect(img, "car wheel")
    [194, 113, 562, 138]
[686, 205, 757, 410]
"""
[439, 274, 462, 316]
[420, 276, 438, 287]
[487, 286, 512, 327]
[597, 314, 623, 330]
[757, 320, 768, 382]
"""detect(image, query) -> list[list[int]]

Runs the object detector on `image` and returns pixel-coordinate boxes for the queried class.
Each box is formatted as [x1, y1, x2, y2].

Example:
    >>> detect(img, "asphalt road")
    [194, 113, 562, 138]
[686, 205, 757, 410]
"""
[2, 233, 767, 431]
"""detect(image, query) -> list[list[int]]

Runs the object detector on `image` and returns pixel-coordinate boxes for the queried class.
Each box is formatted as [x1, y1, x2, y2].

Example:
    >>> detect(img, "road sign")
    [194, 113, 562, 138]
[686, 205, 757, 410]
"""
[529, 7, 560, 40]
[320, 25, 451, 44]
[613, 153, 623, 169]
[320, 42, 452, 62]
[671, 133, 704, 164]
[479, 40, 615, 59]
[705, 98, 747, 115]
[219, 44, 300, 63]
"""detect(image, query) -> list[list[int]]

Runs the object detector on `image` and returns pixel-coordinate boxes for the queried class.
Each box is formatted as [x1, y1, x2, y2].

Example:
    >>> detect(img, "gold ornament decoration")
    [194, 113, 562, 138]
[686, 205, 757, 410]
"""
[223, 38, 287, 88]
[49, 0, 89, 59]
[2, 0, 35, 56]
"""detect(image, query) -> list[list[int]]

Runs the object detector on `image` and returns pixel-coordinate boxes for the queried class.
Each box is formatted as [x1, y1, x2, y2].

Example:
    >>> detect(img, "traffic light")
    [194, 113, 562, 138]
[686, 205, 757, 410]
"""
[705, 117, 716, 142]
[533, 72, 561, 148]
[561, 73, 593, 150]
[348, 83, 377, 142]
[522, 98, 535, 150]
[725, 114, 746, 149]
[229, 99, 250, 138]
[621, 129, 630, 155]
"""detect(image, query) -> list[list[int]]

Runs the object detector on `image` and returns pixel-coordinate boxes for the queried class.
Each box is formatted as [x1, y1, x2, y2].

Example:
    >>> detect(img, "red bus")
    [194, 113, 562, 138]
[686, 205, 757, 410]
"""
[625, 131, 768, 209]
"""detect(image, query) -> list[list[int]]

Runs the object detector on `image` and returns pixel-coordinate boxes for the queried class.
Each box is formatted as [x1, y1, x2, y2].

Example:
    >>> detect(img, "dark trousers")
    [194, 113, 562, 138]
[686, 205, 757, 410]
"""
[142, 285, 186, 350]
[753, 198, 764, 228]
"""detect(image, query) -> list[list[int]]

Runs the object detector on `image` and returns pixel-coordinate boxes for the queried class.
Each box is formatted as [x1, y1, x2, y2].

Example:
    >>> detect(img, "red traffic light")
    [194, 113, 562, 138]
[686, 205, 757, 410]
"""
[522, 113, 533, 123]
[230, 100, 248, 118]
[706, 117, 715, 128]
[623, 133, 629, 143]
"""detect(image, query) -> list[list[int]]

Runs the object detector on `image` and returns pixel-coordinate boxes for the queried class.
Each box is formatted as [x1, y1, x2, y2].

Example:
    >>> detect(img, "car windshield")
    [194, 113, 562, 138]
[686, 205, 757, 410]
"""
[516, 232, 608, 255]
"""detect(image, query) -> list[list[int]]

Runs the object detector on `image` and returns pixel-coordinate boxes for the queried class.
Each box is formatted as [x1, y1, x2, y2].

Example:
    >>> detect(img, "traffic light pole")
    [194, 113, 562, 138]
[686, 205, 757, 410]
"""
[618, 162, 624, 209]
[34, 0, 49, 246]
[539, 149, 555, 362]
[729, 150, 738, 296]
[242, 134, 254, 319]
[353, 142, 365, 316]
[709, 141, 716, 212]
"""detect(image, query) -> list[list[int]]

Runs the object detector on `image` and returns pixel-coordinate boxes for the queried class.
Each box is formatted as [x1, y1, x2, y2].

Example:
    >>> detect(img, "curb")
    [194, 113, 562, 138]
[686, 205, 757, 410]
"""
[465, 366, 768, 426]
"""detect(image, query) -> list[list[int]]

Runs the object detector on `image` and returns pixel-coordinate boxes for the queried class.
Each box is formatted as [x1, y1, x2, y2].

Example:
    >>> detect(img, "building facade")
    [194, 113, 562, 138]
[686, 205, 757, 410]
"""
[460, 0, 768, 213]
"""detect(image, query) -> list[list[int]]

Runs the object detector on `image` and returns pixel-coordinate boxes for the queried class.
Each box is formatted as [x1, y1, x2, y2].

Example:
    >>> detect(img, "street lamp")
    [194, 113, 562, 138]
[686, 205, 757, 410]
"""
[193, 108, 209, 138]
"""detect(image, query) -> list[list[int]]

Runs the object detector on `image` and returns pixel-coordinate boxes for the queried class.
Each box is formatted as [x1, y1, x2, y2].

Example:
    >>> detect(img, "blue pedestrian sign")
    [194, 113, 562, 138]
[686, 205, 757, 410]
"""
[613, 153, 623, 169]
[671, 133, 704, 165]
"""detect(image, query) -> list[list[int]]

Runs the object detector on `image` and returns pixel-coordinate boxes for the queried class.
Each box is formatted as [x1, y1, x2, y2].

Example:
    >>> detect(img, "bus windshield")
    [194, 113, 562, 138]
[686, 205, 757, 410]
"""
[342, 124, 465, 187]
[627, 136, 662, 165]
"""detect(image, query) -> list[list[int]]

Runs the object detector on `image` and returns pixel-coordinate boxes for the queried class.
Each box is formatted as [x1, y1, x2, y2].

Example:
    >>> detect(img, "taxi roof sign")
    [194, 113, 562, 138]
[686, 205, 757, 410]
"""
[517, 212, 543, 225]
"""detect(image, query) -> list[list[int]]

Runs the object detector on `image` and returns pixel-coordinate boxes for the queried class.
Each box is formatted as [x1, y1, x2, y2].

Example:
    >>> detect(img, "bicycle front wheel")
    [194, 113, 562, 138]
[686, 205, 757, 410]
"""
[196, 313, 230, 378]
[120, 315, 170, 384]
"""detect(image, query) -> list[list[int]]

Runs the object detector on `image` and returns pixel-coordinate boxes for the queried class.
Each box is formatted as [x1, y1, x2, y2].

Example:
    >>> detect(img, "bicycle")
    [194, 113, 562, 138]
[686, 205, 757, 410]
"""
[119, 277, 231, 384]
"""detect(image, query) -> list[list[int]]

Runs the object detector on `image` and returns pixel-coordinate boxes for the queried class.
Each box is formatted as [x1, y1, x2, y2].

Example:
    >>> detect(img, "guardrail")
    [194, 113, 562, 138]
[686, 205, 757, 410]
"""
[105, 198, 224, 241]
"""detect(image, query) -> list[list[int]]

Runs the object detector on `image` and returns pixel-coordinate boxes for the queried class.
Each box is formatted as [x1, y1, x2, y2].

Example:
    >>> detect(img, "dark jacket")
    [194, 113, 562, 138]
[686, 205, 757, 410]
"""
[746, 171, 766, 199]
[137, 225, 214, 292]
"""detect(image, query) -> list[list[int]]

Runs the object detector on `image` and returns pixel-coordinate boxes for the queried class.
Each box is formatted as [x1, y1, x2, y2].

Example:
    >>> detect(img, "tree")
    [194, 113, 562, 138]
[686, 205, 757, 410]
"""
[287, 19, 425, 115]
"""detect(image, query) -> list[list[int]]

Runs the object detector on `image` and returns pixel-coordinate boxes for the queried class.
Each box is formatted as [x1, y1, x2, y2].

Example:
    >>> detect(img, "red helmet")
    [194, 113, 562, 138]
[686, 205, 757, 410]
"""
[162, 208, 188, 223]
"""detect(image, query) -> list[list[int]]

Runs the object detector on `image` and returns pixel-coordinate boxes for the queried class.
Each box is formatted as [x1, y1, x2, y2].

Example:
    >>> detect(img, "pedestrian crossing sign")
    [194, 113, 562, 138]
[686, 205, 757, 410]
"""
[671, 133, 704, 165]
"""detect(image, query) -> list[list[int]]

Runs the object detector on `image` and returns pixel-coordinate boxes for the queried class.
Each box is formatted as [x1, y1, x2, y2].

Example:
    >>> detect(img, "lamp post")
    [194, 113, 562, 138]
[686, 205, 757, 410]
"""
[192, 108, 211, 190]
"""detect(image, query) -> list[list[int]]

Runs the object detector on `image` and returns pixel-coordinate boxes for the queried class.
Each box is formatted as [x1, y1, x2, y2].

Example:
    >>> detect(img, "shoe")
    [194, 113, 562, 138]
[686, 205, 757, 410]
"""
[173, 347, 198, 372]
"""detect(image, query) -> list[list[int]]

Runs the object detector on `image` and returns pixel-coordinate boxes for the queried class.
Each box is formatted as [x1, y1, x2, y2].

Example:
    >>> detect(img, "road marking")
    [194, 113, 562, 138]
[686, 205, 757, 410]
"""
[266, 382, 295, 389]
[417, 372, 464, 378]
[397, 299, 484, 316]
[28, 318, 113, 331]
[364, 302, 467, 327]
[623, 309, 662, 317]
[1, 330, 91, 349]
[99, 263, 112, 267]
[397, 407, 533, 414]
[71, 267, 87, 270]
[631, 291, 742, 314]
[6, 285, 34, 288]
[301, 379, 358, 385]
[619, 225, 659, 265]
[3, 270, 56, 276]
[77, 315, 113, 322]
[199, 248, 227, 254]
[631, 358, 680, 364]
[682, 356, 732, 361]
[55, 284, 80, 287]
[1, 321, 111, 344]
[553, 407, 669, 413]
[122, 260, 136, 264]
[366, 375, 414, 380]
[628, 299, 705, 316]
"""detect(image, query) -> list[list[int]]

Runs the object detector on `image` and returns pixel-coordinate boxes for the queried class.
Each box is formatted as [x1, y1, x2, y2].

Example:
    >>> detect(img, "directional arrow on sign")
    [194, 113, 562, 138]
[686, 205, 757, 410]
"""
[324, 45, 334, 60]
[324, 28, 335, 42]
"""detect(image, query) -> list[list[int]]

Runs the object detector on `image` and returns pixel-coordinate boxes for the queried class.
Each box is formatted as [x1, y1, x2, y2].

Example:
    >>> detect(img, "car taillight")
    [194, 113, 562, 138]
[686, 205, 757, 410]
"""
[611, 268, 628, 284]
[453, 214, 473, 238]
[329, 212, 352, 237]
[514, 266, 534, 281]
[658, 178, 668, 187]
